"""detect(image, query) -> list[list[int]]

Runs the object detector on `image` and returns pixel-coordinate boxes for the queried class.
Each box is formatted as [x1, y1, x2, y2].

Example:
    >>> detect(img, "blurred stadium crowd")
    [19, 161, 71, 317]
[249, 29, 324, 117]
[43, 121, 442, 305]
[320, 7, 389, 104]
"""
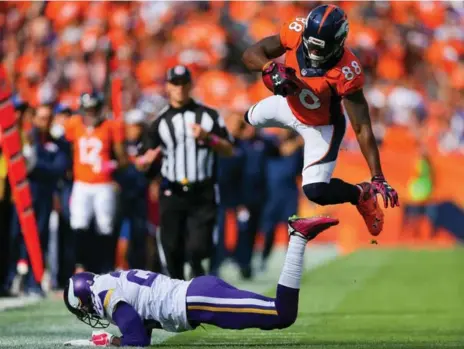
[0, 1, 463, 296]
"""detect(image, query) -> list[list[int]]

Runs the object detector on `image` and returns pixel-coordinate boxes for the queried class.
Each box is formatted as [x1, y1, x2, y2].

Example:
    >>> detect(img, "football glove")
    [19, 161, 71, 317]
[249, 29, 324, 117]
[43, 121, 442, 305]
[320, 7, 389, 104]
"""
[91, 330, 114, 347]
[371, 175, 400, 208]
[262, 62, 299, 97]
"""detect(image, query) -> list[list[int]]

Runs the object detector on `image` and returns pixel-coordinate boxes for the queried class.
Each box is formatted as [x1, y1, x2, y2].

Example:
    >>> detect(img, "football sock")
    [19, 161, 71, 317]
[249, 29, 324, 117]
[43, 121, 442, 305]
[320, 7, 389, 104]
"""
[278, 235, 306, 289]
[275, 284, 299, 326]
[303, 178, 360, 206]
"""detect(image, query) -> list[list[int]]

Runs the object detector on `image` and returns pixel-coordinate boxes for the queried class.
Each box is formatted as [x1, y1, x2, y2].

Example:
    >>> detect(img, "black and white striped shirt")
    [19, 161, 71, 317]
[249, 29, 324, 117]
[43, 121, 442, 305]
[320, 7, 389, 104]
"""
[149, 100, 231, 184]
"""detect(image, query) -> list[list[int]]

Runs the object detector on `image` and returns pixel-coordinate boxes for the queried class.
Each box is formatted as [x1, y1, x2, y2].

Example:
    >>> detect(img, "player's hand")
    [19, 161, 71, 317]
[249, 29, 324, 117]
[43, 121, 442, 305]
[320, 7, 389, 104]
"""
[91, 330, 114, 347]
[262, 62, 299, 97]
[22, 143, 37, 172]
[100, 160, 118, 175]
[136, 147, 161, 169]
[190, 123, 208, 141]
[371, 175, 400, 208]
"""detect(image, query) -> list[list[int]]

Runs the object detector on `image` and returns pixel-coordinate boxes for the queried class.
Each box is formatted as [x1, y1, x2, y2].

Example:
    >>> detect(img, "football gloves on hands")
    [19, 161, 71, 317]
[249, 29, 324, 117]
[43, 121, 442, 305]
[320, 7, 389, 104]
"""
[371, 175, 400, 208]
[63, 331, 114, 347]
[91, 330, 114, 346]
[262, 62, 299, 97]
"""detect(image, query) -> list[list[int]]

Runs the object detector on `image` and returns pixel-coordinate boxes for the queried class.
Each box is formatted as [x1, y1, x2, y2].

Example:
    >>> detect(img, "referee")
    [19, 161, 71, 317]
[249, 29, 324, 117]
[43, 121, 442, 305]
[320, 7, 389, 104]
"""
[149, 65, 233, 280]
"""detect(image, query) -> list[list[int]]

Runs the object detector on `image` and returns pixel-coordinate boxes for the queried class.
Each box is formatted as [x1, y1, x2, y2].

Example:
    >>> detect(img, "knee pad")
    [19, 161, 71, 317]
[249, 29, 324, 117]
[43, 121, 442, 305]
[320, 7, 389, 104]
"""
[303, 182, 330, 206]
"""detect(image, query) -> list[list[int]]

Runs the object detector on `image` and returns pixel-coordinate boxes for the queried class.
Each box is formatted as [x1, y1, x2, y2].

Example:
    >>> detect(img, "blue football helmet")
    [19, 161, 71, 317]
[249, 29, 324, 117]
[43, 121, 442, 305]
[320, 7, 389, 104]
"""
[303, 4, 349, 67]
[79, 92, 104, 120]
[63, 272, 109, 328]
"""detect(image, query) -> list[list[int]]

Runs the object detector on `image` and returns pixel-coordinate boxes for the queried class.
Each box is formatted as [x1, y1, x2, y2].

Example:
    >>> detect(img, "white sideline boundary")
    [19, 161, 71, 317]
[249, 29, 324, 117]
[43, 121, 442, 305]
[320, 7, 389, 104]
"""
[0, 296, 42, 311]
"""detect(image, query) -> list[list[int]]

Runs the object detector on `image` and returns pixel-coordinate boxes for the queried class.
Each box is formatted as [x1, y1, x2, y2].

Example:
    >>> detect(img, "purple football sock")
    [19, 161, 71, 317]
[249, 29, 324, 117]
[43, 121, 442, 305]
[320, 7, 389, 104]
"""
[275, 284, 299, 326]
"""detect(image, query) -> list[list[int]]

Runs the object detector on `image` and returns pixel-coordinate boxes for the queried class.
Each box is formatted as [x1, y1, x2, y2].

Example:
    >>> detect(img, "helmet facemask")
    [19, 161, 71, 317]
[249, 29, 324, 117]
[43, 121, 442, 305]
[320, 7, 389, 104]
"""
[64, 279, 110, 329]
[302, 8, 349, 68]
[303, 34, 347, 68]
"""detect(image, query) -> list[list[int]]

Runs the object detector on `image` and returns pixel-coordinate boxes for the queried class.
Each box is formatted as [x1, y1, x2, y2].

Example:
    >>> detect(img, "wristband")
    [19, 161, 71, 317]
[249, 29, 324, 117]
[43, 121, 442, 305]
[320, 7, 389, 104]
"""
[372, 174, 385, 181]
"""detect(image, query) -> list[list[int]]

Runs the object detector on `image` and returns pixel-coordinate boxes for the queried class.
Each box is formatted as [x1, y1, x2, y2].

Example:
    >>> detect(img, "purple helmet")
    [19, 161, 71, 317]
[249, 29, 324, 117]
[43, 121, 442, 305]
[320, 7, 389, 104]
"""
[63, 272, 109, 328]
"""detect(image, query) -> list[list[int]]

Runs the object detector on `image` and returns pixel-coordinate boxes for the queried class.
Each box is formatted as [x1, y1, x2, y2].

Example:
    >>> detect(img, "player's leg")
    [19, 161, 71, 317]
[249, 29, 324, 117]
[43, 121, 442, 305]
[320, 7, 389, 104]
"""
[234, 203, 262, 279]
[245, 95, 296, 129]
[159, 192, 187, 279]
[247, 97, 359, 205]
[297, 114, 383, 235]
[210, 204, 228, 276]
[185, 216, 338, 330]
[70, 181, 94, 272]
[297, 114, 359, 205]
[93, 183, 118, 273]
[186, 186, 216, 278]
[127, 198, 148, 269]
[260, 192, 282, 269]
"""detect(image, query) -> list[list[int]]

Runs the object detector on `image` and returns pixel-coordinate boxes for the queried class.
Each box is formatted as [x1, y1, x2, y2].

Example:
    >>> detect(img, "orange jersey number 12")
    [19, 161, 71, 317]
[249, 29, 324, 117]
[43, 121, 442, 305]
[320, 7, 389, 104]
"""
[78, 137, 103, 173]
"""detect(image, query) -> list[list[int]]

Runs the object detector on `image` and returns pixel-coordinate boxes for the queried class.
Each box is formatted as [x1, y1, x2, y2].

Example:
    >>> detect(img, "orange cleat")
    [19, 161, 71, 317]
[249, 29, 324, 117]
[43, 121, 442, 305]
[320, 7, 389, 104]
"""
[356, 182, 384, 236]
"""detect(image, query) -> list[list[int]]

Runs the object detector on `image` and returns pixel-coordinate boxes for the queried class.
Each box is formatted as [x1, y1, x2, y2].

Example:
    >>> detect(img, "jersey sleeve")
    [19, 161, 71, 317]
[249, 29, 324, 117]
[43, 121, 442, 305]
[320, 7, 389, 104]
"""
[279, 17, 304, 50]
[148, 117, 162, 149]
[112, 302, 150, 347]
[103, 288, 127, 319]
[334, 53, 365, 97]
[210, 110, 233, 142]
[111, 120, 125, 143]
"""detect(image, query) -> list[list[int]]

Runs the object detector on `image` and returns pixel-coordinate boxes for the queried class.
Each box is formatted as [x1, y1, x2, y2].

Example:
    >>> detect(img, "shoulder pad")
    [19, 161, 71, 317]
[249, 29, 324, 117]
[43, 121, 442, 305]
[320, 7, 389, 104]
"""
[280, 17, 306, 50]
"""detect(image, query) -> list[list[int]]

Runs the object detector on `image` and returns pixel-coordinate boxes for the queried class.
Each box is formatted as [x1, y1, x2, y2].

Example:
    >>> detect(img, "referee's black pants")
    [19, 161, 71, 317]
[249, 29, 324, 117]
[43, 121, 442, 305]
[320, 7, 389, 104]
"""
[158, 180, 217, 280]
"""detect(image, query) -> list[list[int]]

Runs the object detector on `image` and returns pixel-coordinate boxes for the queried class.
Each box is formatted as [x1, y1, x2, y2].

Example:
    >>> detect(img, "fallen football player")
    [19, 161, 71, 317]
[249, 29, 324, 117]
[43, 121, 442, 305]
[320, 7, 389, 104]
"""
[63, 215, 338, 347]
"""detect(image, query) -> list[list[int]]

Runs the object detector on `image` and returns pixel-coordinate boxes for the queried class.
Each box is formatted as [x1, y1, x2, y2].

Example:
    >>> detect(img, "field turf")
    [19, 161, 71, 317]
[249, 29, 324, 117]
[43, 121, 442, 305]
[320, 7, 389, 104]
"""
[0, 248, 462, 349]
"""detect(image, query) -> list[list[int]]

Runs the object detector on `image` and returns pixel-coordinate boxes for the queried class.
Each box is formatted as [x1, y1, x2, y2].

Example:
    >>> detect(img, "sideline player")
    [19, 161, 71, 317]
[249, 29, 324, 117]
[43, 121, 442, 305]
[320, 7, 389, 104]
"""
[64, 92, 129, 273]
[63, 216, 338, 347]
[242, 4, 399, 236]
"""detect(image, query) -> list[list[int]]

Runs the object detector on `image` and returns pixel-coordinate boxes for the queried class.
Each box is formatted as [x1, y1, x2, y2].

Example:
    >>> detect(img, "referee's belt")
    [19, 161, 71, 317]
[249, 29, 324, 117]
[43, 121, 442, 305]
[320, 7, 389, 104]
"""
[161, 178, 214, 194]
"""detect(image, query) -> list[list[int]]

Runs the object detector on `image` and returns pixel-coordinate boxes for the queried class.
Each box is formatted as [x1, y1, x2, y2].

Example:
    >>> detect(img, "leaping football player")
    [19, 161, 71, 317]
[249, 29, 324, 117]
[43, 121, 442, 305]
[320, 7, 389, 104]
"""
[63, 216, 338, 347]
[242, 4, 399, 236]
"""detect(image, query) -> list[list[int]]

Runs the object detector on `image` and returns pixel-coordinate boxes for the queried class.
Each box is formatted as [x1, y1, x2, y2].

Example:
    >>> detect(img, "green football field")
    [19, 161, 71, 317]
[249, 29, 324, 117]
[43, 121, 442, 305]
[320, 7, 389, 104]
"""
[0, 248, 463, 349]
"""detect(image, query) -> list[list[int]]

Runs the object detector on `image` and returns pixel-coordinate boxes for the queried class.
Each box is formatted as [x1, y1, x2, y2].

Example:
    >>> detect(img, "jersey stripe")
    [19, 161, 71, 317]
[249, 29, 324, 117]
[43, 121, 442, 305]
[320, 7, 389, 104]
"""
[317, 5, 336, 34]
[186, 296, 276, 308]
[187, 305, 278, 315]
[103, 289, 114, 309]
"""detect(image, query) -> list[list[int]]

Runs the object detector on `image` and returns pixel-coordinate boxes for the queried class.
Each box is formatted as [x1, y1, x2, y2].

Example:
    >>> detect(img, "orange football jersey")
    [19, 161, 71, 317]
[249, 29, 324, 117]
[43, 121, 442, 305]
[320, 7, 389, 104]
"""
[65, 116, 124, 184]
[279, 16, 365, 126]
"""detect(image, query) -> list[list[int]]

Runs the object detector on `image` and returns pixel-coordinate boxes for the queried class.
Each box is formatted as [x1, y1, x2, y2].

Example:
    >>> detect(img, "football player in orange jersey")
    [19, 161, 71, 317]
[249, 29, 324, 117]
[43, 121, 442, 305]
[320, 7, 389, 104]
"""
[242, 4, 399, 236]
[65, 92, 129, 273]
